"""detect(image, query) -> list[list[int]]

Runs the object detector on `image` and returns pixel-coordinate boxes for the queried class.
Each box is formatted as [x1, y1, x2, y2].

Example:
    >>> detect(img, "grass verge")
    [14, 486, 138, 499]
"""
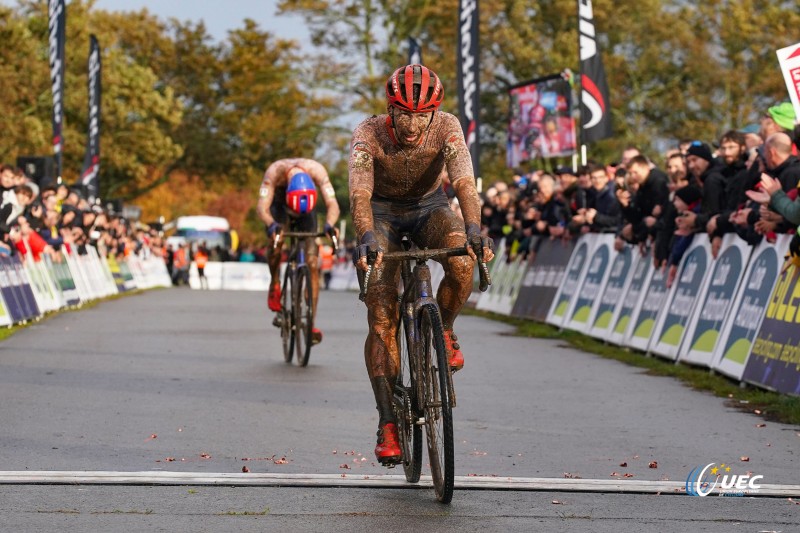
[465, 308, 800, 426]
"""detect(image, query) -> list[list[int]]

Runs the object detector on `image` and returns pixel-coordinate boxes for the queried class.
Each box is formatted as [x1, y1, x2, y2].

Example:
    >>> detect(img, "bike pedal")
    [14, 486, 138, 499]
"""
[378, 456, 401, 467]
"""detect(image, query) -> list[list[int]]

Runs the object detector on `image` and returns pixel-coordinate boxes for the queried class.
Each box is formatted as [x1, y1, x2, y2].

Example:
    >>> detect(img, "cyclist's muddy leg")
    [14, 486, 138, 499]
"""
[266, 235, 281, 287]
[417, 208, 473, 329]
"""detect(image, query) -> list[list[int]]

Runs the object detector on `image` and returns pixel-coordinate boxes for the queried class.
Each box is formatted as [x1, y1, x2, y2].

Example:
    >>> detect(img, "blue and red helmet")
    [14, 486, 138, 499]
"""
[286, 172, 317, 215]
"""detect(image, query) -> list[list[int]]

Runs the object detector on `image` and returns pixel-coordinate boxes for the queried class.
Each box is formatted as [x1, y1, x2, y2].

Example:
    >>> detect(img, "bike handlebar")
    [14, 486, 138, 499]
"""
[358, 244, 492, 302]
[275, 231, 338, 251]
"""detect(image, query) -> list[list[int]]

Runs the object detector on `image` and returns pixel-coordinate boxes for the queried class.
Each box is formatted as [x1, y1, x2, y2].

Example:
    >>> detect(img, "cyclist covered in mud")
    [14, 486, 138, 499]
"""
[257, 158, 340, 344]
[348, 64, 494, 464]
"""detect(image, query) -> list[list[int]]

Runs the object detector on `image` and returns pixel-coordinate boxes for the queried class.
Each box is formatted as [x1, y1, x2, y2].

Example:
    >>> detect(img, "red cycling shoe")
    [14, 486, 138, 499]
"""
[444, 330, 464, 371]
[375, 422, 402, 465]
[268, 284, 281, 312]
[312, 328, 323, 345]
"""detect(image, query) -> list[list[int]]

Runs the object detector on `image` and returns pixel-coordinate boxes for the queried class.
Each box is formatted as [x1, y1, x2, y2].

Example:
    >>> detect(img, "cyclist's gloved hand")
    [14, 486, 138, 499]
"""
[353, 231, 383, 271]
[466, 223, 494, 262]
[267, 222, 282, 238]
[324, 222, 338, 239]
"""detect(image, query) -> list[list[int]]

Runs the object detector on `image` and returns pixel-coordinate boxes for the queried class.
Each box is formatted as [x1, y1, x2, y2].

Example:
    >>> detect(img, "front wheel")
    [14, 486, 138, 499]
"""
[280, 266, 294, 363]
[294, 266, 313, 367]
[396, 309, 422, 483]
[419, 304, 454, 504]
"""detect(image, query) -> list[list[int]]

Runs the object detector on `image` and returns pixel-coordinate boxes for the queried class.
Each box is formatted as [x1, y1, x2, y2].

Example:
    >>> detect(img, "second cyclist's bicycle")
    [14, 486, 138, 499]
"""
[359, 238, 490, 503]
[276, 230, 336, 367]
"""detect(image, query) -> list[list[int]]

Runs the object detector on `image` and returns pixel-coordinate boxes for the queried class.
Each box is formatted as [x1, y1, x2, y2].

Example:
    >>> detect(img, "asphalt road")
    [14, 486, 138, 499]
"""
[0, 288, 798, 532]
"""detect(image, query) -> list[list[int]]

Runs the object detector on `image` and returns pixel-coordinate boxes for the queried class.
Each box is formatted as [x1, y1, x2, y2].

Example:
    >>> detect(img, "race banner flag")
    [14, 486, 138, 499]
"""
[48, 0, 66, 178]
[81, 35, 102, 202]
[457, 0, 480, 177]
[776, 41, 800, 123]
[578, 0, 612, 143]
[507, 74, 576, 167]
[742, 262, 800, 395]
[408, 37, 423, 65]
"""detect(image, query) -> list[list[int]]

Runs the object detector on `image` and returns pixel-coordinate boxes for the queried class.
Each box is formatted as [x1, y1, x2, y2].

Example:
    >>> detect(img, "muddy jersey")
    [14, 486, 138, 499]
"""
[348, 111, 481, 238]
[257, 158, 338, 226]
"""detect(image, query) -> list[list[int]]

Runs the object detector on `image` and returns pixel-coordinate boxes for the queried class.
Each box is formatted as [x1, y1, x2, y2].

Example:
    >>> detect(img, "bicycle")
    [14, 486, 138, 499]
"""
[359, 237, 491, 503]
[276, 230, 337, 367]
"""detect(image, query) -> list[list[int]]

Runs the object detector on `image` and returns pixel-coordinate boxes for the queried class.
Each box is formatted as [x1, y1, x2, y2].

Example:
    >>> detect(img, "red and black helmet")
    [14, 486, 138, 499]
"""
[386, 64, 444, 113]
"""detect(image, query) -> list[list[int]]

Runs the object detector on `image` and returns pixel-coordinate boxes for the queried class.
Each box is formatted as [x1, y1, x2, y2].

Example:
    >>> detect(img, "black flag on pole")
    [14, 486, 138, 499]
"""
[578, 0, 612, 143]
[408, 37, 423, 65]
[81, 35, 101, 202]
[48, 0, 66, 179]
[457, 0, 480, 177]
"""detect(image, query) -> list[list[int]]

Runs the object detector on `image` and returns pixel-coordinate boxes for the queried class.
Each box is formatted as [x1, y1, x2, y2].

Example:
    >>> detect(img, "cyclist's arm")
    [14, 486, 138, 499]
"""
[308, 161, 341, 227]
[348, 139, 376, 240]
[440, 115, 481, 229]
[256, 163, 281, 227]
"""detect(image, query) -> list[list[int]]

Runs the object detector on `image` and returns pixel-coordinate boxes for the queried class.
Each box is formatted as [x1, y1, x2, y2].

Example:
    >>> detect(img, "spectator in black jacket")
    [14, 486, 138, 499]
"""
[677, 141, 726, 237]
[618, 155, 670, 246]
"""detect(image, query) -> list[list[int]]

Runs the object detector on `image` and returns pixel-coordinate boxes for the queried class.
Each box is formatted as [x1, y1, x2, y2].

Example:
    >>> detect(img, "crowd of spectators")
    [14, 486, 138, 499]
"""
[475, 102, 800, 287]
[0, 164, 165, 264]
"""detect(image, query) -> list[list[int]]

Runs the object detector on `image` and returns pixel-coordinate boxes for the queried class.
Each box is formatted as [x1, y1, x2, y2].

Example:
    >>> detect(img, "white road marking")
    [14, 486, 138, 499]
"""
[1, 471, 799, 497]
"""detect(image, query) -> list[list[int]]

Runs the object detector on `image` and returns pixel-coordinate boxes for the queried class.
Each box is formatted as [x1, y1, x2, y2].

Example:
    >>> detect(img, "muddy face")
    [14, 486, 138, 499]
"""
[391, 108, 433, 147]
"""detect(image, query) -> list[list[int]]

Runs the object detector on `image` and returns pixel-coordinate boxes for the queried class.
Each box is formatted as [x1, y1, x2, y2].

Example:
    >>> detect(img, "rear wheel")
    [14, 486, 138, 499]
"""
[294, 266, 313, 367]
[395, 307, 422, 483]
[280, 267, 294, 363]
[419, 304, 454, 504]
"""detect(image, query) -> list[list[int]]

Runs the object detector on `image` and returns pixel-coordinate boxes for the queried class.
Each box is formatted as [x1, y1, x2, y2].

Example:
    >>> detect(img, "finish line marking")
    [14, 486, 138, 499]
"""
[1, 472, 799, 497]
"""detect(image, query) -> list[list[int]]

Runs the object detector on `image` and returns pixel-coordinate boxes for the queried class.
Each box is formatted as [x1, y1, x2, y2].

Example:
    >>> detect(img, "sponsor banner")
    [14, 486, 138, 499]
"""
[578, 0, 612, 143]
[80, 35, 101, 201]
[64, 251, 92, 302]
[476, 256, 526, 315]
[220, 262, 271, 291]
[48, 0, 66, 177]
[507, 74, 576, 167]
[713, 236, 791, 380]
[457, 0, 480, 177]
[624, 260, 669, 352]
[511, 238, 575, 321]
[46, 256, 81, 306]
[564, 234, 614, 332]
[408, 36, 423, 65]
[118, 259, 138, 291]
[5, 256, 39, 321]
[680, 235, 750, 367]
[17, 259, 52, 315]
[329, 262, 356, 291]
[741, 259, 800, 396]
[609, 251, 652, 346]
[546, 235, 596, 327]
[107, 255, 128, 293]
[0, 261, 15, 326]
[776, 42, 800, 122]
[189, 262, 224, 290]
[589, 244, 638, 339]
[0, 257, 26, 323]
[650, 237, 712, 360]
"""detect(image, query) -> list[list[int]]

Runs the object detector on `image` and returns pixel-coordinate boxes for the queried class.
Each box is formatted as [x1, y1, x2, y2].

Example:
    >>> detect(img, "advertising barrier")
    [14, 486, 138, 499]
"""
[511, 238, 574, 321]
[588, 245, 639, 340]
[680, 235, 751, 367]
[564, 234, 615, 333]
[649, 237, 712, 360]
[546, 235, 595, 327]
[741, 258, 800, 395]
[609, 255, 653, 346]
[624, 258, 668, 353]
[712, 236, 791, 380]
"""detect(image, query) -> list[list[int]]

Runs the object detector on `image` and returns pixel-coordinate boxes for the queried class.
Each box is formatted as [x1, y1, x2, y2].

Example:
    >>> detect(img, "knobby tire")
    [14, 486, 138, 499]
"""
[280, 266, 294, 363]
[396, 307, 422, 483]
[294, 266, 313, 367]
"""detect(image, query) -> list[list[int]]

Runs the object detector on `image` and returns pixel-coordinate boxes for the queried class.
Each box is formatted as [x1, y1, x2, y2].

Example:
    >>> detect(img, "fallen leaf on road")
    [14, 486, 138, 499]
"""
[551, 500, 563, 505]
[339, 464, 350, 469]
[610, 472, 620, 477]
[624, 473, 635, 478]
[242, 466, 249, 473]
[273, 457, 288, 464]
[788, 498, 800, 505]
[563, 472, 582, 479]
[332, 450, 337, 454]
[619, 462, 628, 467]
[754, 409, 762, 415]
[165, 457, 175, 462]
[145, 434, 157, 441]
[740, 456, 750, 462]
[649, 461, 658, 469]
[756, 423, 766, 428]
[200, 453, 211, 459]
